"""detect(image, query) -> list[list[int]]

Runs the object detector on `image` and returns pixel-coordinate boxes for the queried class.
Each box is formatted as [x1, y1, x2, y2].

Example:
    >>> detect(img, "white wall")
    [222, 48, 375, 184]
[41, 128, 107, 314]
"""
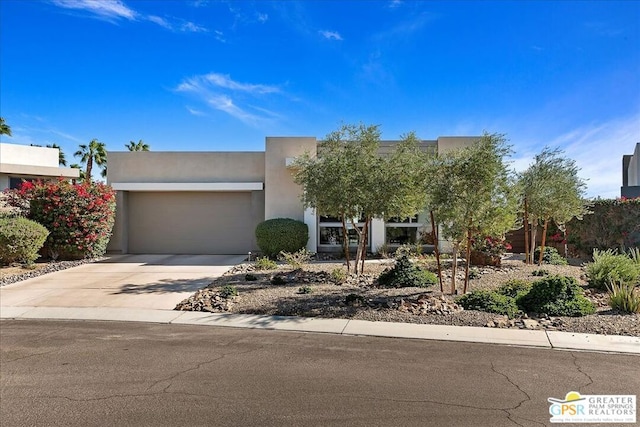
[628, 143, 640, 186]
[0, 143, 59, 167]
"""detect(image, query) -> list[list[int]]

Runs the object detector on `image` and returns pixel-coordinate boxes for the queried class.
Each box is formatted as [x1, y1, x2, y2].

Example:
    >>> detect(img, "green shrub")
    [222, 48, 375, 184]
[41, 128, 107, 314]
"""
[607, 280, 640, 313]
[457, 290, 520, 318]
[377, 255, 437, 288]
[518, 275, 596, 317]
[244, 273, 258, 281]
[219, 285, 238, 298]
[298, 285, 314, 294]
[271, 274, 287, 285]
[345, 293, 366, 305]
[254, 256, 278, 271]
[498, 279, 532, 299]
[586, 249, 640, 290]
[533, 246, 567, 265]
[330, 267, 347, 284]
[278, 248, 313, 268]
[6, 179, 116, 260]
[468, 267, 480, 280]
[255, 218, 308, 259]
[0, 217, 49, 265]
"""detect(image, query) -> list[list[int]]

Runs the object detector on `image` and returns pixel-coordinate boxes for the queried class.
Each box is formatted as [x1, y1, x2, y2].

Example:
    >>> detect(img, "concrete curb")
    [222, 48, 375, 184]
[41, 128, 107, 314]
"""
[1, 306, 639, 354]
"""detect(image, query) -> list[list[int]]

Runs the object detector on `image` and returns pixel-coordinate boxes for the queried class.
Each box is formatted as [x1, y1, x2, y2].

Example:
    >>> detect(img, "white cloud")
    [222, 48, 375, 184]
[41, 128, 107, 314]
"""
[388, 0, 403, 8]
[175, 73, 283, 126]
[181, 21, 208, 33]
[147, 15, 172, 30]
[51, 0, 137, 21]
[213, 30, 226, 42]
[319, 30, 343, 41]
[257, 13, 268, 23]
[186, 106, 206, 116]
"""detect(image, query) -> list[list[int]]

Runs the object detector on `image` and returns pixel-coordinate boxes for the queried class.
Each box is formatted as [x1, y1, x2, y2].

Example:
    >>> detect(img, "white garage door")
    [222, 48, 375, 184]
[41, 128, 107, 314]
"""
[128, 192, 255, 254]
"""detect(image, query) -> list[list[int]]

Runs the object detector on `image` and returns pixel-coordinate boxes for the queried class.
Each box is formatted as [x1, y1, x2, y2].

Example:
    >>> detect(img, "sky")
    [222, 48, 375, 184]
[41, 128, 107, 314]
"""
[1, 0, 639, 198]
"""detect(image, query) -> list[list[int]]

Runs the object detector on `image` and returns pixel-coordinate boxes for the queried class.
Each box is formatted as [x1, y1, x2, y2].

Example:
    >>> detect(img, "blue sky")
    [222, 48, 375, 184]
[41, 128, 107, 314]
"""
[1, 0, 638, 198]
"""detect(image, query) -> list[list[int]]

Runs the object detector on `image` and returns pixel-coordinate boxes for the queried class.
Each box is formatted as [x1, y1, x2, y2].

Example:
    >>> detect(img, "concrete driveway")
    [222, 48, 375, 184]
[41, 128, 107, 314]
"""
[0, 254, 245, 310]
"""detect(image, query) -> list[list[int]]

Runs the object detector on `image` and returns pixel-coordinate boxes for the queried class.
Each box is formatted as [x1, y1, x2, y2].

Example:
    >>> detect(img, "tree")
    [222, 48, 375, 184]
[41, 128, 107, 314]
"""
[0, 117, 11, 136]
[69, 164, 86, 184]
[74, 139, 107, 182]
[293, 123, 430, 274]
[428, 133, 518, 294]
[519, 148, 588, 265]
[46, 144, 67, 166]
[125, 139, 150, 151]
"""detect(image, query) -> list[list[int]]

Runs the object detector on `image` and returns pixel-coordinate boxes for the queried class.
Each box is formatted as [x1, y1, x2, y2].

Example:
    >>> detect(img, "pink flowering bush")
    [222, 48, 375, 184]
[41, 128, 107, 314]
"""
[6, 179, 116, 260]
[471, 236, 512, 257]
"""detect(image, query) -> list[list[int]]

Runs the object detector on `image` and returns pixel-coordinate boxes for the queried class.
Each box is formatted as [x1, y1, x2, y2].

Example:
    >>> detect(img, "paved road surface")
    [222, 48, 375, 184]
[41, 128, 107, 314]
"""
[1, 320, 638, 427]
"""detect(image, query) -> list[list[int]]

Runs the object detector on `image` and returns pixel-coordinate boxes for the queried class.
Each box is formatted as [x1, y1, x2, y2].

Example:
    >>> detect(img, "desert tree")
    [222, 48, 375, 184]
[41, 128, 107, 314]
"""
[519, 148, 588, 264]
[125, 139, 150, 151]
[428, 133, 518, 294]
[0, 117, 11, 136]
[74, 139, 107, 182]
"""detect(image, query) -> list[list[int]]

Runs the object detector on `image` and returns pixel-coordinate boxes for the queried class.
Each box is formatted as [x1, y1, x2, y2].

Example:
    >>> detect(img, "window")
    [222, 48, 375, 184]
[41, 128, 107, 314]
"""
[9, 177, 34, 189]
[385, 213, 432, 245]
[318, 215, 369, 249]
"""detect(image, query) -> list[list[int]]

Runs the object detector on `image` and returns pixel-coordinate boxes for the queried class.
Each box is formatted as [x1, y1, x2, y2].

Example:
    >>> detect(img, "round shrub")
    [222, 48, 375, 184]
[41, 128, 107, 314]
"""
[6, 180, 116, 260]
[378, 256, 437, 288]
[586, 249, 640, 290]
[518, 275, 596, 317]
[0, 217, 49, 265]
[533, 246, 568, 265]
[457, 290, 520, 318]
[498, 279, 532, 299]
[255, 218, 308, 259]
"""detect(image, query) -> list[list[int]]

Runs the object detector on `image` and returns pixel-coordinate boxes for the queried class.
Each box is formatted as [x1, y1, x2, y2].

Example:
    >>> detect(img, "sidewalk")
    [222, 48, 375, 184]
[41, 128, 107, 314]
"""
[2, 306, 638, 354]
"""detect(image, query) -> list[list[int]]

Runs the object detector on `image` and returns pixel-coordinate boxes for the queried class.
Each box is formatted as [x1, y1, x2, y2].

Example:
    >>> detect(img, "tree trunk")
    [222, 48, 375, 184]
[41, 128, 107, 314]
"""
[360, 218, 370, 273]
[529, 223, 537, 265]
[86, 157, 93, 182]
[351, 217, 364, 275]
[341, 214, 350, 273]
[463, 226, 472, 294]
[523, 198, 530, 264]
[538, 218, 549, 266]
[451, 244, 458, 295]
[430, 210, 443, 293]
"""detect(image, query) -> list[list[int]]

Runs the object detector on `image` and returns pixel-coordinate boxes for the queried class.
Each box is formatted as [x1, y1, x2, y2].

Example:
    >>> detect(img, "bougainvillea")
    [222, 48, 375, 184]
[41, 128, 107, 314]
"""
[6, 179, 116, 260]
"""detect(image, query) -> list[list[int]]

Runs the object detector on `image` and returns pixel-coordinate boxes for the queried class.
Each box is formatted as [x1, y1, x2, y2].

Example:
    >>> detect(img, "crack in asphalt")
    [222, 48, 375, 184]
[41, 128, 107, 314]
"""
[3, 348, 59, 363]
[490, 362, 546, 427]
[570, 352, 594, 391]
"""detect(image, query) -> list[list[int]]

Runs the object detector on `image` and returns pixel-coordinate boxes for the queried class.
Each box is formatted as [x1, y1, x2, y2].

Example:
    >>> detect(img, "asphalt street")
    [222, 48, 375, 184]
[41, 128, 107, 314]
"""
[1, 320, 638, 427]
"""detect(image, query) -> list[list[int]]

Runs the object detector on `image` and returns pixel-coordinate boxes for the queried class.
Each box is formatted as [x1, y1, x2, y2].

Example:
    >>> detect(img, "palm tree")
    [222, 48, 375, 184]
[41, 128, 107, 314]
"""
[47, 144, 67, 166]
[69, 164, 86, 184]
[0, 117, 12, 136]
[125, 139, 150, 151]
[74, 139, 107, 182]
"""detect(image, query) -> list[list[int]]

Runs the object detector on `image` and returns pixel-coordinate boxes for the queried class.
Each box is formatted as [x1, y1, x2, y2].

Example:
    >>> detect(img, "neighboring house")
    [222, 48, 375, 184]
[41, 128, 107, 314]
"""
[106, 136, 478, 255]
[0, 143, 79, 191]
[622, 143, 640, 198]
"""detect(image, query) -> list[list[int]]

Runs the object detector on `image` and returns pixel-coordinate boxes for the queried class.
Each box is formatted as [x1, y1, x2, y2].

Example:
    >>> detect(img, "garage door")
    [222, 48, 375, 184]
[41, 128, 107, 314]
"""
[128, 192, 255, 254]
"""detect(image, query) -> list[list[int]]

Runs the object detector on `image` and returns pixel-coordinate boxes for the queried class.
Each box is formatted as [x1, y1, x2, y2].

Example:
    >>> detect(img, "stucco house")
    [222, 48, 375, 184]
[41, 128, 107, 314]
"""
[106, 136, 478, 255]
[0, 143, 79, 191]
[621, 143, 640, 198]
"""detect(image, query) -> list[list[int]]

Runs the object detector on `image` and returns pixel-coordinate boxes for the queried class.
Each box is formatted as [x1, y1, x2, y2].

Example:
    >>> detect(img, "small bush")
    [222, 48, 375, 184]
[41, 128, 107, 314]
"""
[457, 290, 520, 318]
[532, 269, 550, 277]
[533, 246, 568, 265]
[330, 267, 347, 284]
[219, 285, 238, 298]
[278, 248, 313, 268]
[254, 257, 278, 271]
[255, 218, 308, 259]
[586, 249, 640, 290]
[297, 285, 314, 294]
[244, 273, 258, 281]
[607, 281, 640, 313]
[468, 267, 480, 280]
[345, 293, 366, 306]
[378, 255, 437, 288]
[0, 217, 49, 265]
[518, 275, 596, 317]
[498, 279, 532, 299]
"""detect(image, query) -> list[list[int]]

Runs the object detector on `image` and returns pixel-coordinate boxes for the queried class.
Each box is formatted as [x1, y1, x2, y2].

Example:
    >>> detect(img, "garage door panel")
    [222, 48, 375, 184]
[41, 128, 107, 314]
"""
[128, 192, 254, 254]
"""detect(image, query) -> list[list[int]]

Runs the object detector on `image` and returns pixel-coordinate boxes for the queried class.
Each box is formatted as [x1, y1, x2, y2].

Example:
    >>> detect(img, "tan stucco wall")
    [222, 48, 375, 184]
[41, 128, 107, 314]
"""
[436, 136, 479, 154]
[628, 143, 640, 186]
[106, 151, 265, 183]
[264, 137, 317, 221]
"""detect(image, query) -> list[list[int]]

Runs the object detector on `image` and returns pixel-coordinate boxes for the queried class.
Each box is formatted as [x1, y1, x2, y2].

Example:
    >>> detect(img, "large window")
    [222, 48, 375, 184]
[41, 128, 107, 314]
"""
[318, 215, 368, 249]
[385, 213, 432, 245]
[9, 177, 35, 189]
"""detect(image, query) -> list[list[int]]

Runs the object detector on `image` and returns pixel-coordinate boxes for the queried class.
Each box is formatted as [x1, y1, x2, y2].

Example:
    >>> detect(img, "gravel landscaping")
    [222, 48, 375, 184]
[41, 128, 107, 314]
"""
[0, 259, 103, 287]
[175, 257, 640, 337]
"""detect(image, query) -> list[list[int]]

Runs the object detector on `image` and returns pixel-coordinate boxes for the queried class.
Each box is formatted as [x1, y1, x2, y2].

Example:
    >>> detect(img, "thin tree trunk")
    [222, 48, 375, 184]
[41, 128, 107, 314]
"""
[341, 214, 350, 273]
[360, 218, 369, 274]
[538, 218, 549, 266]
[351, 217, 364, 275]
[86, 157, 93, 182]
[430, 210, 443, 293]
[463, 226, 472, 294]
[529, 224, 538, 265]
[451, 244, 458, 295]
[523, 198, 530, 264]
